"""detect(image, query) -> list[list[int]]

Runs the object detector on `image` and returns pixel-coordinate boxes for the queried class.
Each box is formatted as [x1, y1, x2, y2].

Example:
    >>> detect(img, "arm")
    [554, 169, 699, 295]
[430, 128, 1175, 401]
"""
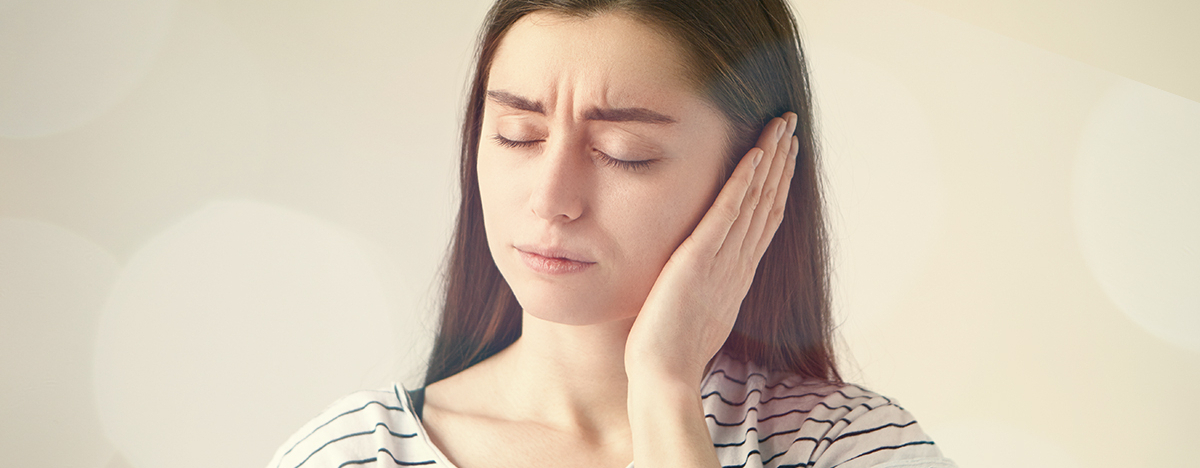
[627, 374, 720, 468]
[625, 112, 799, 467]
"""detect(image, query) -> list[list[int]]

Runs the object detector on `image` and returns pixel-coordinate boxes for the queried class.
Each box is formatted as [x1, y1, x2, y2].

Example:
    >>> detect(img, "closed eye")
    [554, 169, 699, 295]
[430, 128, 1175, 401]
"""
[491, 134, 541, 148]
[491, 134, 657, 172]
[596, 151, 655, 172]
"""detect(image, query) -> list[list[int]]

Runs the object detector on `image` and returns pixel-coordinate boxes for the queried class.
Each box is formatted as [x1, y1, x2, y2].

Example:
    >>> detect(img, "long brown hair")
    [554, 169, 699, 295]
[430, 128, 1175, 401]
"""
[424, 0, 838, 385]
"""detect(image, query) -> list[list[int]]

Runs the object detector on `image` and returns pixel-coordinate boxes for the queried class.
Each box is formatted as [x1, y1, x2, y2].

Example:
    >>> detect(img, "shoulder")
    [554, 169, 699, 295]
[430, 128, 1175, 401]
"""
[266, 384, 444, 468]
[701, 353, 957, 468]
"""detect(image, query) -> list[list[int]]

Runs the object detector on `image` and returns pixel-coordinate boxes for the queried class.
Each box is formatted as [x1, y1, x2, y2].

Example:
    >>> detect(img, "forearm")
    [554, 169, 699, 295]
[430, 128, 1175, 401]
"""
[628, 374, 721, 468]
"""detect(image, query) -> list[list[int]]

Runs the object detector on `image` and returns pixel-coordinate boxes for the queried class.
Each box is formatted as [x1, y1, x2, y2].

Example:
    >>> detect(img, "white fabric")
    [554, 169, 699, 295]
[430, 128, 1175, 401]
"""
[268, 352, 957, 468]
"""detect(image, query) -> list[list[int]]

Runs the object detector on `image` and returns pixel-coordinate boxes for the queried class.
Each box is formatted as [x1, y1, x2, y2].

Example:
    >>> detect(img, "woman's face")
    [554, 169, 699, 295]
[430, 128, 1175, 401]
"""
[478, 11, 730, 326]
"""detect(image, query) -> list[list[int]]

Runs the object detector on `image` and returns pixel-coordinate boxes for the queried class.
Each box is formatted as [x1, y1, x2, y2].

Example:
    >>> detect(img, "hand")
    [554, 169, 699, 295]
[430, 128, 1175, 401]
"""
[624, 112, 799, 386]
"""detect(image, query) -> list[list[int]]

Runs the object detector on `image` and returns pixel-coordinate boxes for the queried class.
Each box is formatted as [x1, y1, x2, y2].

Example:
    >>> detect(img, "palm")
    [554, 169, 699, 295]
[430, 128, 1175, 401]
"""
[625, 113, 800, 384]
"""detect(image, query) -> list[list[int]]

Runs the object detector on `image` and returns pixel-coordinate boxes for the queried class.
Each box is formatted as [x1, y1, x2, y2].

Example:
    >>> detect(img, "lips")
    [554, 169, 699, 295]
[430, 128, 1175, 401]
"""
[514, 245, 596, 275]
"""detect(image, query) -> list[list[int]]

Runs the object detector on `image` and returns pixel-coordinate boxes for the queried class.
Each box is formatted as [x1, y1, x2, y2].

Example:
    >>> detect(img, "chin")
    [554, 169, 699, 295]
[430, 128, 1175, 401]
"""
[512, 286, 640, 327]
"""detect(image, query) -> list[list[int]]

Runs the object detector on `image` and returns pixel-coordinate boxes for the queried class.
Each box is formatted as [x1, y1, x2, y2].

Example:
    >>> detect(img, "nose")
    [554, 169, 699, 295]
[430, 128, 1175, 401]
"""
[529, 139, 587, 222]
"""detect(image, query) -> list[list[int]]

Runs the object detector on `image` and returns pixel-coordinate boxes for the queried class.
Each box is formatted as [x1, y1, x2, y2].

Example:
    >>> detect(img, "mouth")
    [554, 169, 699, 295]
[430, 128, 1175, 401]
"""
[514, 246, 596, 275]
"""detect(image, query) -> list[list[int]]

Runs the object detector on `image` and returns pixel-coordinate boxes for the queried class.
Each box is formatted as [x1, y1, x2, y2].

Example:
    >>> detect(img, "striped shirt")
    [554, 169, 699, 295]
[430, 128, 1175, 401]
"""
[268, 352, 957, 468]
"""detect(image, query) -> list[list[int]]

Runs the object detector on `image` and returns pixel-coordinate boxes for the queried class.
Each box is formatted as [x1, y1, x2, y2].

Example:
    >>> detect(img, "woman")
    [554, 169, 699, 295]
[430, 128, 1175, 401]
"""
[271, 1, 956, 467]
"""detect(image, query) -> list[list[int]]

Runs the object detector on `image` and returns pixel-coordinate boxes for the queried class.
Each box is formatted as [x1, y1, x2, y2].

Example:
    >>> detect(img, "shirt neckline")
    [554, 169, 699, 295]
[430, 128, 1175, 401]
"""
[398, 352, 729, 468]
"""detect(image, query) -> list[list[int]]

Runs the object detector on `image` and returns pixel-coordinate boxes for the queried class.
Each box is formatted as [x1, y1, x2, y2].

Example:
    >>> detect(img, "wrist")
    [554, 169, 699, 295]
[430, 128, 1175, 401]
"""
[626, 361, 701, 390]
[627, 369, 697, 393]
[625, 351, 719, 390]
[626, 371, 720, 468]
[627, 374, 702, 425]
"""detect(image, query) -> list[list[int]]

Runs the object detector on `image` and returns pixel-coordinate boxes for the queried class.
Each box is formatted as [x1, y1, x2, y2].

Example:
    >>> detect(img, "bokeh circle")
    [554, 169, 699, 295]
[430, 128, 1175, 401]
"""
[93, 200, 404, 468]
[1072, 79, 1200, 353]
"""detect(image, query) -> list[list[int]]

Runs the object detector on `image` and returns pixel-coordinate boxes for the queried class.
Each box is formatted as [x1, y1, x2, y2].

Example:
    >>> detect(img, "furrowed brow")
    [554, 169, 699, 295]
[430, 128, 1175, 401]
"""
[487, 90, 544, 114]
[486, 90, 677, 125]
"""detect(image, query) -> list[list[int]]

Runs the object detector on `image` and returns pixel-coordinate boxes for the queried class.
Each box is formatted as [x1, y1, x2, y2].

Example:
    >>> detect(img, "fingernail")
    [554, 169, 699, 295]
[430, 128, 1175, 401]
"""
[776, 119, 786, 138]
[753, 149, 764, 167]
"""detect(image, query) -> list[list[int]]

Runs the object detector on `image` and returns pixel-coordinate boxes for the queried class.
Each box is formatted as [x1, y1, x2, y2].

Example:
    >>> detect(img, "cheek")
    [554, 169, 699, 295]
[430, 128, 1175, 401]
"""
[476, 148, 518, 246]
[610, 176, 718, 269]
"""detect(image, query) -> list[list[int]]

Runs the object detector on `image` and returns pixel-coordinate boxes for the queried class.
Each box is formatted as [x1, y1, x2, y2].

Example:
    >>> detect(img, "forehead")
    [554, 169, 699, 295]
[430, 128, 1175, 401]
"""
[488, 11, 695, 108]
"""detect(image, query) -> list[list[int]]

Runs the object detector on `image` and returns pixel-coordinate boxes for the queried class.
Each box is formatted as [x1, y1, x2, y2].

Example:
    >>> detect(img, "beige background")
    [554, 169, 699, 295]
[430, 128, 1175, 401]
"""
[2, 1, 1197, 467]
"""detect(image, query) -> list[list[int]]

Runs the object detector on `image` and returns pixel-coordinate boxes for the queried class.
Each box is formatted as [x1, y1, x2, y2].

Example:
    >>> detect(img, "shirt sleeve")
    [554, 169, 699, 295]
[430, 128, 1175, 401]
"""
[266, 385, 441, 468]
[805, 394, 957, 468]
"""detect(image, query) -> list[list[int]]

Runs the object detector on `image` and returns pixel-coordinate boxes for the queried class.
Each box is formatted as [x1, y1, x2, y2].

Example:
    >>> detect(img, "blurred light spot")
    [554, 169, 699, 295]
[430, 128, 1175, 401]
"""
[1073, 79, 1200, 353]
[0, 218, 119, 467]
[93, 200, 403, 468]
[0, 0, 177, 138]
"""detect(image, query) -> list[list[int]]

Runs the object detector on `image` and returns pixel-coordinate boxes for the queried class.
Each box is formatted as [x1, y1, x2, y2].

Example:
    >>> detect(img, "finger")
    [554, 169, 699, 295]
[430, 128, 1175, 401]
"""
[686, 146, 763, 259]
[741, 112, 797, 259]
[719, 117, 787, 259]
[753, 134, 799, 263]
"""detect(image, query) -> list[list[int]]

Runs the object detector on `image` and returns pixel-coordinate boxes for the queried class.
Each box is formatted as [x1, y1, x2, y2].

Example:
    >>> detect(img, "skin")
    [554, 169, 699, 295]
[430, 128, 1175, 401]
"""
[422, 11, 798, 468]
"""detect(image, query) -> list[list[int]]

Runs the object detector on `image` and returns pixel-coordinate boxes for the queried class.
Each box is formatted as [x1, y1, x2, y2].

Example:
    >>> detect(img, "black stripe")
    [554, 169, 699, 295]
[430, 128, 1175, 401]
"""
[712, 419, 842, 447]
[350, 448, 437, 467]
[775, 461, 816, 468]
[709, 369, 808, 391]
[294, 423, 418, 468]
[702, 387, 874, 407]
[829, 440, 936, 468]
[393, 385, 426, 420]
[277, 399, 407, 467]
[337, 449, 437, 468]
[406, 388, 426, 420]
[337, 457, 377, 467]
[721, 448, 762, 468]
[830, 420, 918, 444]
[707, 407, 850, 427]
[844, 383, 894, 406]
[756, 425, 811, 446]
[711, 428, 848, 466]
[713, 426, 764, 447]
[704, 399, 866, 427]
[716, 416, 920, 457]
[708, 368, 861, 395]
[721, 445, 818, 468]
[713, 422, 853, 449]
[760, 419, 918, 450]
[715, 426, 903, 464]
[752, 431, 932, 468]
[762, 443, 802, 465]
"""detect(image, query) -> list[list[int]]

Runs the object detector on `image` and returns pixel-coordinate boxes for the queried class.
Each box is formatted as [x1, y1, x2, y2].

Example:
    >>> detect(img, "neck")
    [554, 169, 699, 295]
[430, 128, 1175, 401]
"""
[488, 311, 636, 436]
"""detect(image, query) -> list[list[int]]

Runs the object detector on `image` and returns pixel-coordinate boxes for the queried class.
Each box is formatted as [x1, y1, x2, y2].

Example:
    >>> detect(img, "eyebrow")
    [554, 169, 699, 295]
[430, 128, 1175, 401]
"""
[486, 90, 677, 125]
[488, 90, 544, 114]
